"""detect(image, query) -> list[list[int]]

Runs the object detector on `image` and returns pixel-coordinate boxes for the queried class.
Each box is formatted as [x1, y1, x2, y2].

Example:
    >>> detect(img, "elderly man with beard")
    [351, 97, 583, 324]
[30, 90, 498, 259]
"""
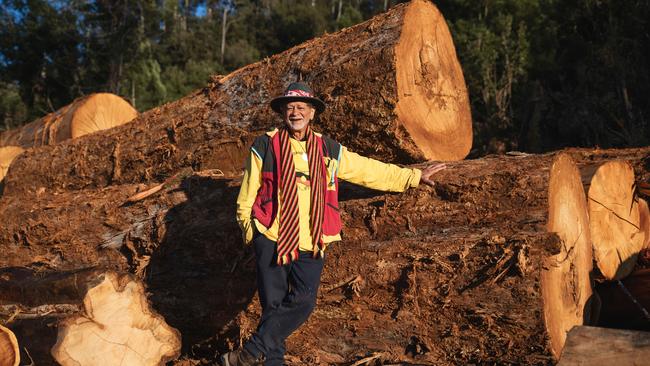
[221, 81, 446, 366]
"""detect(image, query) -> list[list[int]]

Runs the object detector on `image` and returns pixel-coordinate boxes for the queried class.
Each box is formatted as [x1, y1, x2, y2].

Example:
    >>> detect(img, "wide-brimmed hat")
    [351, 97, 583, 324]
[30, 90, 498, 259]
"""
[270, 82, 326, 114]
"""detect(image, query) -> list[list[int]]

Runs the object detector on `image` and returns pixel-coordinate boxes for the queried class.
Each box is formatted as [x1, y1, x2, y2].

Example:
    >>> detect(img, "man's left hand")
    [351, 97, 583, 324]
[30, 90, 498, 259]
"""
[420, 163, 446, 187]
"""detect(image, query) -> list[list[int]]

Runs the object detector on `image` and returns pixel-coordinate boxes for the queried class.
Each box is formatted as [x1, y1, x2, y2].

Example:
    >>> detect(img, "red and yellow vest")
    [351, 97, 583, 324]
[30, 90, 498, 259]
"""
[250, 131, 343, 237]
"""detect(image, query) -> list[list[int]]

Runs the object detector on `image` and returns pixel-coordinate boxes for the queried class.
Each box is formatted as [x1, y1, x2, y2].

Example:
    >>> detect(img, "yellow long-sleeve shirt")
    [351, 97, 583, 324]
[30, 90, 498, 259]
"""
[236, 133, 421, 252]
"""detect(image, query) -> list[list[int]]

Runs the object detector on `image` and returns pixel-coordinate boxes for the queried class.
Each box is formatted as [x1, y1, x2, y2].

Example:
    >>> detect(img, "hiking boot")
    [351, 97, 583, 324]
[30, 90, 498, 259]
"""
[219, 348, 261, 366]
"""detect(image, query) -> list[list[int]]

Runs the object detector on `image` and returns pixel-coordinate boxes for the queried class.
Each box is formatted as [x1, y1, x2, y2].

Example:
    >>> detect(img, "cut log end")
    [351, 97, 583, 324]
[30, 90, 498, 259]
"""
[51, 272, 181, 366]
[0, 324, 19, 366]
[70, 93, 138, 139]
[0, 93, 137, 148]
[0, 146, 24, 183]
[588, 161, 644, 280]
[395, 0, 472, 161]
[542, 153, 594, 359]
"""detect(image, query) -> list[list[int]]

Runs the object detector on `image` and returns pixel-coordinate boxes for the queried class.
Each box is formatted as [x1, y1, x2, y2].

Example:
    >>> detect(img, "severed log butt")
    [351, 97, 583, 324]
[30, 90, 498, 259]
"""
[541, 154, 594, 359]
[0, 147, 24, 188]
[0, 93, 137, 148]
[2, 0, 471, 197]
[588, 161, 645, 280]
[557, 326, 650, 365]
[0, 269, 181, 366]
[0, 324, 19, 366]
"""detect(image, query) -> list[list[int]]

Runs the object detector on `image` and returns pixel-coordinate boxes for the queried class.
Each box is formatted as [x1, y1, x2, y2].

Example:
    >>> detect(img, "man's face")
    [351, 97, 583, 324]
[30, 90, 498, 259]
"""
[283, 101, 315, 133]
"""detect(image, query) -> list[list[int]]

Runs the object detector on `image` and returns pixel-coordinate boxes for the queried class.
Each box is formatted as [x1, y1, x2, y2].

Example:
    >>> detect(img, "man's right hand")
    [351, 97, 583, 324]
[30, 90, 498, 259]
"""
[420, 163, 446, 187]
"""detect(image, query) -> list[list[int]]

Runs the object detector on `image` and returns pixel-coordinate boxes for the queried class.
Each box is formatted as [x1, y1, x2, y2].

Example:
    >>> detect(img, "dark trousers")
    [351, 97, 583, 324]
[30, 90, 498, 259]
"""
[243, 233, 324, 366]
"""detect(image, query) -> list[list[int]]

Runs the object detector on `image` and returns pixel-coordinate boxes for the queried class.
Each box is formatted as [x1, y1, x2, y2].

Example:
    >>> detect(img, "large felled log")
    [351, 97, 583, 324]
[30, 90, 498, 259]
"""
[0, 93, 137, 148]
[557, 326, 650, 365]
[541, 154, 593, 359]
[588, 161, 645, 280]
[0, 269, 181, 366]
[1, 0, 471, 197]
[2, 147, 649, 364]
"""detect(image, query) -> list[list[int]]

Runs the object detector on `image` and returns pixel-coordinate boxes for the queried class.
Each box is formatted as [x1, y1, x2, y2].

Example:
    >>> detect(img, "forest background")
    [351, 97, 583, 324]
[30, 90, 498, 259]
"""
[0, 0, 648, 156]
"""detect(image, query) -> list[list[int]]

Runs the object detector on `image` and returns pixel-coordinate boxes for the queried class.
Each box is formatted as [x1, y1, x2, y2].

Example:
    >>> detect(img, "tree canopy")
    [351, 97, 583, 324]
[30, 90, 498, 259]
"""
[1, 0, 648, 155]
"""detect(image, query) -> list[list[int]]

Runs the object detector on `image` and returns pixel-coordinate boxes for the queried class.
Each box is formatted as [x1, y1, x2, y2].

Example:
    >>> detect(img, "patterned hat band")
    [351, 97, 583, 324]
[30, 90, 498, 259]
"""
[285, 89, 314, 98]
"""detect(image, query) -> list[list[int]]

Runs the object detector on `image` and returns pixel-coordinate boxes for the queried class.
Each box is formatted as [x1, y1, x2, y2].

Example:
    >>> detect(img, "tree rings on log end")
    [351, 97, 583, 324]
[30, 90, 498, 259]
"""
[51, 272, 181, 366]
[395, 0, 472, 161]
[588, 161, 644, 280]
[0, 324, 19, 366]
[0, 93, 137, 148]
[542, 153, 594, 359]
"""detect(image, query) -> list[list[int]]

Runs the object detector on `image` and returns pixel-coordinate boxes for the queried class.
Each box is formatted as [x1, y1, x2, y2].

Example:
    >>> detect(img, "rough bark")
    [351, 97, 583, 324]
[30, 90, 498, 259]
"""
[1, 0, 471, 197]
[557, 326, 650, 365]
[1, 147, 649, 364]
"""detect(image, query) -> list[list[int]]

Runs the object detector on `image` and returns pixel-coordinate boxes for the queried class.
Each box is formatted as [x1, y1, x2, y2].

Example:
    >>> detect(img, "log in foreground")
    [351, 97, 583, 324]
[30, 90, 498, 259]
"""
[0, 93, 137, 148]
[541, 154, 594, 359]
[0, 324, 19, 366]
[0, 268, 181, 365]
[3, 148, 649, 364]
[2, 0, 470, 197]
[588, 161, 645, 280]
[557, 326, 650, 365]
[51, 271, 181, 366]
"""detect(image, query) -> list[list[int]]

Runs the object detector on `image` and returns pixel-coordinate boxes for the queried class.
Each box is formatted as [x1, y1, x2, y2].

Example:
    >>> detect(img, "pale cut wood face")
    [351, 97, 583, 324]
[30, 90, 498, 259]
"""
[395, 0, 472, 161]
[0, 324, 19, 366]
[0, 93, 137, 148]
[51, 272, 181, 366]
[588, 161, 645, 280]
[542, 153, 593, 359]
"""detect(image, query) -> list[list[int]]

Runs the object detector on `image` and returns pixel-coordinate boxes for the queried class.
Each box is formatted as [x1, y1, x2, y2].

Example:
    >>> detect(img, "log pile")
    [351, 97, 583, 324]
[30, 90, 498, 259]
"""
[1, 146, 649, 364]
[1, 0, 471, 198]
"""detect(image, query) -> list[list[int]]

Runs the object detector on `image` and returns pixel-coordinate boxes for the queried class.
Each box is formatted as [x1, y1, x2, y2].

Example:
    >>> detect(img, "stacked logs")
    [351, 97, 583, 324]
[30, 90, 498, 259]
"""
[1, 147, 649, 365]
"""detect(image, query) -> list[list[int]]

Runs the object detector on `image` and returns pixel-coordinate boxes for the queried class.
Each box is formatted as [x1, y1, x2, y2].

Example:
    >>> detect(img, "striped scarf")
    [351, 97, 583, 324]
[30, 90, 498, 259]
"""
[277, 126, 325, 265]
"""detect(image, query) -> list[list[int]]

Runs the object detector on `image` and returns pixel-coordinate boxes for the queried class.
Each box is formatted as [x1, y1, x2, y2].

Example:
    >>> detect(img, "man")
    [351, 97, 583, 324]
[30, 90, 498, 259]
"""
[222, 81, 445, 366]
